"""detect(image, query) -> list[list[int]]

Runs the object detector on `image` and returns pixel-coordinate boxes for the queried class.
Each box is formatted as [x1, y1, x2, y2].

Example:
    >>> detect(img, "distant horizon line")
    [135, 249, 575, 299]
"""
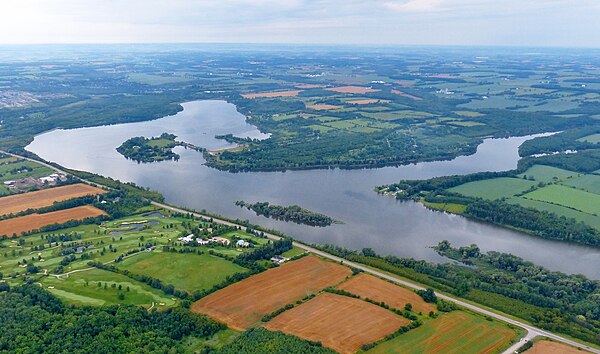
[0, 42, 598, 51]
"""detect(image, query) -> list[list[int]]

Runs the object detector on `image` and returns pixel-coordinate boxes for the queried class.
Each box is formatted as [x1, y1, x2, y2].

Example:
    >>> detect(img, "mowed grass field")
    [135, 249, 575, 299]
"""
[336, 273, 436, 314]
[517, 165, 579, 183]
[264, 292, 408, 354]
[190, 256, 352, 330]
[117, 251, 247, 293]
[507, 197, 600, 229]
[41, 268, 176, 307]
[367, 311, 517, 354]
[448, 177, 536, 200]
[561, 174, 600, 194]
[523, 184, 600, 215]
[0, 205, 107, 237]
[0, 183, 106, 216]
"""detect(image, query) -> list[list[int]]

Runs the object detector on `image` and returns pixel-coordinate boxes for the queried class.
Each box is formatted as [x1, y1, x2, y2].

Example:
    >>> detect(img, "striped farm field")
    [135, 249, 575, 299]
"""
[264, 292, 408, 354]
[336, 273, 436, 314]
[0, 205, 107, 237]
[523, 184, 600, 215]
[0, 183, 106, 216]
[190, 256, 351, 330]
[242, 90, 302, 99]
[367, 311, 517, 354]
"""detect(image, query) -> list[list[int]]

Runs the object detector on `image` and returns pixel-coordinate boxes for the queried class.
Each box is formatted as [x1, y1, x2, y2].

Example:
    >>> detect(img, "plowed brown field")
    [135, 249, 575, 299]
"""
[325, 86, 380, 94]
[242, 90, 302, 98]
[527, 340, 588, 354]
[190, 256, 351, 330]
[391, 89, 422, 101]
[0, 184, 106, 216]
[337, 273, 436, 313]
[347, 99, 391, 105]
[264, 292, 408, 354]
[0, 205, 107, 236]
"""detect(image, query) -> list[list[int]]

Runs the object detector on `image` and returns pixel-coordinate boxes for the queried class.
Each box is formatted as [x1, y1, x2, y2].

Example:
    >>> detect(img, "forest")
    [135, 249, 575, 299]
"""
[235, 201, 337, 227]
[117, 133, 181, 163]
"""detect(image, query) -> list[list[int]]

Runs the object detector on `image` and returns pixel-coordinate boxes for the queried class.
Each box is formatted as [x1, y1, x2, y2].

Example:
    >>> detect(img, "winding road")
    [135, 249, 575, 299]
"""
[3, 149, 598, 354]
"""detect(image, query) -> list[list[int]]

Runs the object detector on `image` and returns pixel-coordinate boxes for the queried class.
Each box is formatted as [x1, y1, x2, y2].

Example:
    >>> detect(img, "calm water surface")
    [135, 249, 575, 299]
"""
[27, 100, 600, 278]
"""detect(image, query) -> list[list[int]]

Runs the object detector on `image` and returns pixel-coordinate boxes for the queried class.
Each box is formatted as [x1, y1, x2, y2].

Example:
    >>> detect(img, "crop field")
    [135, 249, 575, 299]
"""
[347, 99, 391, 105]
[507, 197, 600, 230]
[448, 177, 537, 200]
[561, 174, 600, 194]
[367, 311, 517, 354]
[242, 90, 302, 98]
[190, 256, 352, 330]
[325, 86, 380, 94]
[0, 160, 54, 183]
[264, 292, 408, 354]
[117, 251, 247, 293]
[363, 110, 437, 121]
[578, 133, 600, 143]
[306, 104, 342, 110]
[41, 268, 177, 307]
[0, 205, 107, 237]
[391, 90, 422, 101]
[336, 273, 436, 314]
[0, 183, 106, 216]
[517, 165, 580, 183]
[526, 340, 584, 354]
[523, 184, 600, 215]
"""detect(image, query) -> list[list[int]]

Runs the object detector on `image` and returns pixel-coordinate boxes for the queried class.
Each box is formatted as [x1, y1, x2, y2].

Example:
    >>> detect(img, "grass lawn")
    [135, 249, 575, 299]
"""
[517, 165, 579, 183]
[523, 184, 600, 215]
[281, 247, 306, 258]
[448, 177, 537, 200]
[41, 268, 176, 307]
[367, 311, 517, 354]
[507, 197, 600, 230]
[117, 251, 247, 293]
[561, 174, 600, 194]
[422, 201, 467, 214]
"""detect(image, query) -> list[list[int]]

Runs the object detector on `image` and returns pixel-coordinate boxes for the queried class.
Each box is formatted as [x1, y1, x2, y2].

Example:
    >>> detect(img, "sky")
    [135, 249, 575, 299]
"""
[0, 0, 599, 47]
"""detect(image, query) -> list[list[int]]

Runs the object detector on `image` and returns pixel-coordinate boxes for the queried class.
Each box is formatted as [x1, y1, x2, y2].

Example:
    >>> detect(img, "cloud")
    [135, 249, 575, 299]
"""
[383, 0, 443, 12]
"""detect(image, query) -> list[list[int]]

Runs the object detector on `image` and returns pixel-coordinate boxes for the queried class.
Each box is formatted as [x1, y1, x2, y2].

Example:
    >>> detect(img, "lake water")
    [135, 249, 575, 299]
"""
[27, 100, 600, 278]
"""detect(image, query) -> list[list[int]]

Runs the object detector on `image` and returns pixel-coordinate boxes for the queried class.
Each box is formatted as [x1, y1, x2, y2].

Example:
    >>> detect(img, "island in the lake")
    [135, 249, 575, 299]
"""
[117, 133, 202, 163]
[235, 200, 341, 227]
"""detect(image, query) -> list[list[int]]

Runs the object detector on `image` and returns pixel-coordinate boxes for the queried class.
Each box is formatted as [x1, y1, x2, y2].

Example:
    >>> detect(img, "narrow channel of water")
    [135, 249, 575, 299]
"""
[27, 100, 600, 278]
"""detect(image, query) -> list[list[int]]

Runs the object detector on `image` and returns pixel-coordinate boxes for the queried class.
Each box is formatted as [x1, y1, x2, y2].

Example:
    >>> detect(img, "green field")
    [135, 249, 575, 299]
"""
[367, 311, 517, 354]
[281, 247, 306, 258]
[41, 268, 176, 307]
[0, 160, 54, 183]
[362, 110, 437, 121]
[517, 165, 579, 183]
[117, 251, 247, 293]
[577, 133, 600, 143]
[507, 197, 600, 229]
[561, 174, 600, 194]
[448, 177, 537, 200]
[523, 184, 600, 215]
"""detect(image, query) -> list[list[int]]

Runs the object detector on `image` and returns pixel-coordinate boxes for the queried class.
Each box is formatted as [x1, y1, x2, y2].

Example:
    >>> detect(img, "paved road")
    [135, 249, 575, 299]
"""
[3, 150, 597, 354]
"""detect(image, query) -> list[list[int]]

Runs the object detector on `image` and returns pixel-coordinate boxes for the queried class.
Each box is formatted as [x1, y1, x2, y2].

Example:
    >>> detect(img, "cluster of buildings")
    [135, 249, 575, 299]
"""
[177, 234, 251, 248]
[3, 172, 67, 191]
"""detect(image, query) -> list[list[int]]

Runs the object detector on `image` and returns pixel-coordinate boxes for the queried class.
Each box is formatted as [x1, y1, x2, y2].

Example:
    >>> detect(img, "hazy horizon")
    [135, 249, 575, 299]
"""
[1, 0, 599, 48]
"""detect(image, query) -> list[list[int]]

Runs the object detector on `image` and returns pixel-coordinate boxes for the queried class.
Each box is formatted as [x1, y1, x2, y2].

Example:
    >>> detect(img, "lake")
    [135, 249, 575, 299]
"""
[27, 100, 600, 278]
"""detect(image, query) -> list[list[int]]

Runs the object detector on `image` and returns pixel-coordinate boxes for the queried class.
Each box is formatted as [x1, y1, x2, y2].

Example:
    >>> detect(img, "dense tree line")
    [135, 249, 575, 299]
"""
[214, 328, 334, 354]
[312, 243, 600, 345]
[0, 284, 224, 353]
[235, 201, 337, 227]
[519, 149, 600, 173]
[518, 126, 600, 157]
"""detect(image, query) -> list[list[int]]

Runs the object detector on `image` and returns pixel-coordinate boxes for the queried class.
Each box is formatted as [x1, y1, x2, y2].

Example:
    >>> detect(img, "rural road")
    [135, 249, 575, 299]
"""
[3, 150, 598, 354]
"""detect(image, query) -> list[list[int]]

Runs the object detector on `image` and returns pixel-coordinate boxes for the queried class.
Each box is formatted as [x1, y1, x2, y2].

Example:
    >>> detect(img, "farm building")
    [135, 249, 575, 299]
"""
[236, 239, 250, 248]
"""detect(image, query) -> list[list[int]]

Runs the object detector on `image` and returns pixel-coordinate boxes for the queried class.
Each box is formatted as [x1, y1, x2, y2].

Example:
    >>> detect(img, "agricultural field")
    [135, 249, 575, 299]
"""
[0, 183, 106, 216]
[578, 133, 600, 144]
[116, 251, 247, 293]
[525, 340, 586, 354]
[518, 165, 580, 183]
[336, 273, 436, 314]
[448, 177, 537, 200]
[367, 311, 517, 354]
[561, 174, 600, 194]
[507, 197, 600, 230]
[190, 256, 352, 330]
[242, 90, 302, 99]
[0, 205, 107, 237]
[264, 292, 408, 354]
[523, 184, 600, 215]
